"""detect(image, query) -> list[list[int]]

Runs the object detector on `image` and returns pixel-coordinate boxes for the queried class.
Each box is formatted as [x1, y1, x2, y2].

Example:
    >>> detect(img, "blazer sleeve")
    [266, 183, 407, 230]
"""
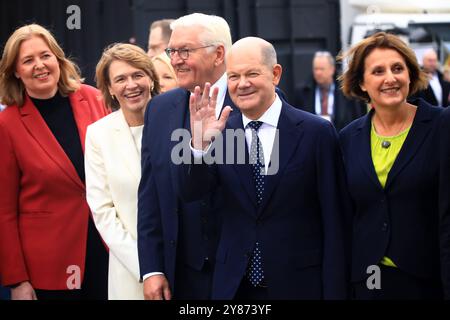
[0, 120, 29, 286]
[84, 125, 140, 281]
[315, 121, 352, 299]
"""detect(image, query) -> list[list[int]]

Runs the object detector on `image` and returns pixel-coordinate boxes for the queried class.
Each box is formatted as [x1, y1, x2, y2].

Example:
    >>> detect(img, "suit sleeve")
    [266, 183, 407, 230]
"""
[440, 109, 450, 299]
[0, 120, 29, 286]
[84, 125, 141, 281]
[315, 121, 352, 299]
[137, 117, 164, 278]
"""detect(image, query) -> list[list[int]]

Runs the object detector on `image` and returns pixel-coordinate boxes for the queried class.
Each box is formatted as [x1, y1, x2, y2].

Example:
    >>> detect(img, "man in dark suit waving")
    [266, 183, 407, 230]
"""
[181, 37, 351, 299]
[137, 13, 235, 300]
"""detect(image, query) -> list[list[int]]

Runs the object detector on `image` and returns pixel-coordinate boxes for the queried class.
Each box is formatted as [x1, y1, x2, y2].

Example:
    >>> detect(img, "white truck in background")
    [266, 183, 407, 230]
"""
[342, 0, 450, 66]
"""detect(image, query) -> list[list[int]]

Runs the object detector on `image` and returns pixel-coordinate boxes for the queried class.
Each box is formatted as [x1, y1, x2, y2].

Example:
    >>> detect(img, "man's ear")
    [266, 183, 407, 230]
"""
[272, 64, 282, 85]
[214, 45, 225, 67]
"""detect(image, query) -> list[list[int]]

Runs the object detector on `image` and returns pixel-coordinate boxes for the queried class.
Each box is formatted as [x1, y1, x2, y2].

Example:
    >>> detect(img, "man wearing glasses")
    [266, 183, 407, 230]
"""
[137, 12, 235, 300]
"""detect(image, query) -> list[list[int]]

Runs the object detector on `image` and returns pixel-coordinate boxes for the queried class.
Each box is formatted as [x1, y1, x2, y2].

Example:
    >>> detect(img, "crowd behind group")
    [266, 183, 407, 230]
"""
[0, 12, 450, 301]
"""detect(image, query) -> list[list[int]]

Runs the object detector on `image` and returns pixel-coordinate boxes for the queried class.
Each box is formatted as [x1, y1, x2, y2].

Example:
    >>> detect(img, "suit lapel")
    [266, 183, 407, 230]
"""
[356, 110, 383, 190]
[385, 101, 433, 189]
[69, 89, 91, 152]
[20, 94, 84, 190]
[112, 109, 141, 180]
[258, 103, 304, 214]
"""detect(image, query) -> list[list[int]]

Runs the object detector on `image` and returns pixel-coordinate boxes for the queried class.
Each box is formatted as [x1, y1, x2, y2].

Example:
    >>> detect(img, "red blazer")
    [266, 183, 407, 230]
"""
[0, 84, 109, 290]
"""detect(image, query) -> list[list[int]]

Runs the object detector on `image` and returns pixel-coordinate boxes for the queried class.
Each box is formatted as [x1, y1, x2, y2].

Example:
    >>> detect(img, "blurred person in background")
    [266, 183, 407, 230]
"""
[295, 51, 367, 130]
[414, 48, 450, 108]
[152, 52, 178, 93]
[147, 19, 174, 58]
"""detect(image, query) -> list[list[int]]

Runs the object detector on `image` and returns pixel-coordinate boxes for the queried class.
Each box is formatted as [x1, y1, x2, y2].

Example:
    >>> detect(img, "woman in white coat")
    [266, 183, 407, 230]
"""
[85, 43, 160, 299]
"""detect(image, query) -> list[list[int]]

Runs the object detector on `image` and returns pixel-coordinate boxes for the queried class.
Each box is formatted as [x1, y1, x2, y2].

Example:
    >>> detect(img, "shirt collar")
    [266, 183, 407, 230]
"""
[211, 72, 228, 100]
[242, 94, 282, 129]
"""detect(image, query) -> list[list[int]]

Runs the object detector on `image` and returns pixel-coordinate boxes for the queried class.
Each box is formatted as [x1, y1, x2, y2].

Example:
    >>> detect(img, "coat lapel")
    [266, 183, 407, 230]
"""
[20, 94, 84, 190]
[355, 110, 383, 190]
[258, 103, 304, 214]
[385, 101, 433, 189]
[69, 89, 92, 152]
[169, 90, 191, 196]
[112, 109, 141, 180]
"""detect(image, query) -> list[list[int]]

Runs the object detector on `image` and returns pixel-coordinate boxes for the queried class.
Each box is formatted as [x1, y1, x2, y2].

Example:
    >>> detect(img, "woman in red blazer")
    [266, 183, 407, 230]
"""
[0, 24, 109, 300]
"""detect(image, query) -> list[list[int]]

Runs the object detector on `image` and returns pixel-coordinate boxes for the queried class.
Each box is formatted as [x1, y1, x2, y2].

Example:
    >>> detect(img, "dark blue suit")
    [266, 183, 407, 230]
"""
[440, 106, 450, 299]
[339, 99, 443, 298]
[137, 88, 236, 299]
[180, 100, 350, 299]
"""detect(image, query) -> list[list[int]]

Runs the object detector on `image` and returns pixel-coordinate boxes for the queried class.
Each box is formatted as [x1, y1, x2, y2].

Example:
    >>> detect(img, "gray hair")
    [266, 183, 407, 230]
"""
[314, 51, 335, 67]
[261, 40, 277, 68]
[170, 13, 232, 52]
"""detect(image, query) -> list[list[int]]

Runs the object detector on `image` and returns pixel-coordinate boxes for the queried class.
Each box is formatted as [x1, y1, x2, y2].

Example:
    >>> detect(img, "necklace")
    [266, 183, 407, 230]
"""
[373, 114, 410, 149]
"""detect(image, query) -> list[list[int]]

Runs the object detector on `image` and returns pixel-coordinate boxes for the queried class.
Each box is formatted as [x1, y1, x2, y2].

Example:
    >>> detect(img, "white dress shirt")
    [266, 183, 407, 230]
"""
[241, 95, 282, 173]
[210, 73, 228, 119]
[192, 94, 283, 174]
[429, 72, 443, 107]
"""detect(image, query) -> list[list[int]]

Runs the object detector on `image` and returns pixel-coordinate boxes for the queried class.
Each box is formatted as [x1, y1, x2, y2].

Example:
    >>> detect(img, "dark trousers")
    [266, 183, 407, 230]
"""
[173, 260, 213, 300]
[234, 277, 269, 300]
[353, 264, 443, 300]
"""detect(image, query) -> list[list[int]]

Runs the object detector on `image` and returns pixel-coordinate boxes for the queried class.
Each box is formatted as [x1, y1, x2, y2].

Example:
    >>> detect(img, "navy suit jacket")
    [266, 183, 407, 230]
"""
[137, 87, 236, 298]
[414, 71, 450, 108]
[180, 100, 351, 299]
[440, 106, 450, 299]
[339, 99, 443, 285]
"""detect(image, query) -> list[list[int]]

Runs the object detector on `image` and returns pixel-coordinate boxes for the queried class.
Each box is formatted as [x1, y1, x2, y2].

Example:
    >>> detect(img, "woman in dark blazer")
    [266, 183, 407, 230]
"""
[338, 32, 443, 299]
[0, 24, 109, 300]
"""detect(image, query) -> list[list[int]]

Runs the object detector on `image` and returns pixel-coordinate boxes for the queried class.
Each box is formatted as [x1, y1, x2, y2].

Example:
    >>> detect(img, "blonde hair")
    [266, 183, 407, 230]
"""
[0, 24, 82, 106]
[95, 43, 160, 110]
[152, 52, 177, 81]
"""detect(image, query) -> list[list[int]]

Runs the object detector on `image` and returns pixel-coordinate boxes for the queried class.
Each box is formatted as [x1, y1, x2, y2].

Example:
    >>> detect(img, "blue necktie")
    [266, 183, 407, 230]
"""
[246, 121, 265, 287]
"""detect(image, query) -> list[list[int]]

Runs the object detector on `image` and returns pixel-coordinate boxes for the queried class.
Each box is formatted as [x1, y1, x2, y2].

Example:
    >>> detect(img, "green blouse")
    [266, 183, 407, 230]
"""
[370, 122, 411, 268]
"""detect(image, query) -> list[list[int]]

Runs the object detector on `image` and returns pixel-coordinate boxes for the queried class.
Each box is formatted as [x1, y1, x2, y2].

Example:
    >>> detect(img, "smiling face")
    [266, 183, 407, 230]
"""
[15, 35, 60, 99]
[108, 60, 153, 116]
[168, 26, 219, 91]
[360, 48, 410, 109]
[226, 41, 282, 119]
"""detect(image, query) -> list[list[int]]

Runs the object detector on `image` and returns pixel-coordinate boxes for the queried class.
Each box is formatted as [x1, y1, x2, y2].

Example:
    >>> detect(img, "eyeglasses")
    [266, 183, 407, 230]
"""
[165, 45, 214, 60]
